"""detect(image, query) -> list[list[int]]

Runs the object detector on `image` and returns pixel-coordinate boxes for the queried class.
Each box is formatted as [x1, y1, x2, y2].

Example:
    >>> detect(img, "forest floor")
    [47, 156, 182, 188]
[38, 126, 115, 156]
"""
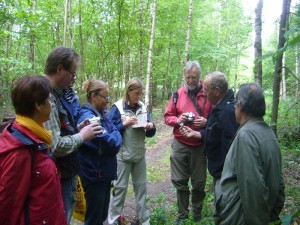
[71, 114, 300, 225]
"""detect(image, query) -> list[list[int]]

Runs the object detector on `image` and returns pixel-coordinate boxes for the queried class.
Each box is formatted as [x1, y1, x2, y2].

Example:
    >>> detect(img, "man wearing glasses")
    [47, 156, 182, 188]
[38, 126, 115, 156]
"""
[179, 71, 239, 211]
[44, 46, 102, 224]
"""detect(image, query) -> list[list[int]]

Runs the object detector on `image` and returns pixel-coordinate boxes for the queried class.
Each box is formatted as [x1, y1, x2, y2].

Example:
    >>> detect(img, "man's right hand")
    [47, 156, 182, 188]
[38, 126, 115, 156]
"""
[79, 122, 103, 141]
[177, 112, 189, 125]
[179, 125, 201, 139]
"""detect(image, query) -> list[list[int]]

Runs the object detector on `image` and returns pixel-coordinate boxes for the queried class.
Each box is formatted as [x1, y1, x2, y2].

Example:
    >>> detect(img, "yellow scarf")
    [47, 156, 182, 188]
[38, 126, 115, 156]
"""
[15, 115, 52, 148]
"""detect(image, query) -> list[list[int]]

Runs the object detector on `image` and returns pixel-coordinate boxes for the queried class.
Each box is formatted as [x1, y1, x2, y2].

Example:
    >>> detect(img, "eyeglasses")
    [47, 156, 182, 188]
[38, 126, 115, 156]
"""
[68, 70, 76, 77]
[97, 94, 110, 101]
[203, 86, 217, 94]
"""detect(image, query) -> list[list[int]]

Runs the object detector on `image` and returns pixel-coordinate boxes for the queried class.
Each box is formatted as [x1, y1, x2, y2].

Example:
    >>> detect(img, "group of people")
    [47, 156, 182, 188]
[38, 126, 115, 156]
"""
[0, 45, 285, 225]
[0, 46, 156, 225]
[164, 61, 285, 224]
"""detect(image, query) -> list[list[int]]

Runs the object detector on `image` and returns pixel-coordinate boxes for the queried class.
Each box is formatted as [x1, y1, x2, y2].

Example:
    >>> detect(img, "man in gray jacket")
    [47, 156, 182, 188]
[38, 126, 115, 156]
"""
[215, 83, 285, 225]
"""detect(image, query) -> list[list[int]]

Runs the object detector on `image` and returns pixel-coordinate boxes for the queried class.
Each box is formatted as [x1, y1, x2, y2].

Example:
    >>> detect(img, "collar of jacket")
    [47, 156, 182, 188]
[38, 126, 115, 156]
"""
[214, 89, 235, 110]
[52, 85, 63, 98]
[123, 101, 143, 111]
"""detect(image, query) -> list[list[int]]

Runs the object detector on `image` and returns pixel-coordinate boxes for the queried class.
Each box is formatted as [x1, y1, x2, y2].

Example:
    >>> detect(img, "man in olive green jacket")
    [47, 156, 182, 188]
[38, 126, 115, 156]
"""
[215, 83, 285, 225]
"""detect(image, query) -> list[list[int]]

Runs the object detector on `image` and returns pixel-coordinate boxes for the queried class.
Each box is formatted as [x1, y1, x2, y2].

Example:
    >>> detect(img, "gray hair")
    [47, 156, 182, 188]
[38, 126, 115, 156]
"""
[183, 61, 202, 77]
[205, 71, 228, 94]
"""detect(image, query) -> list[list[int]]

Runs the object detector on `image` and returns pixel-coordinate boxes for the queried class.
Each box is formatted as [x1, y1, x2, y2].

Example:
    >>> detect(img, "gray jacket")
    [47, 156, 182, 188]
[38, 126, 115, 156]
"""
[111, 100, 156, 163]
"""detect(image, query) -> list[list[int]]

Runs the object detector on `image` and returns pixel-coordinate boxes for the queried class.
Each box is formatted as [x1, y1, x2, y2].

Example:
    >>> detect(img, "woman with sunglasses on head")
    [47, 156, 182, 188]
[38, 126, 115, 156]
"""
[0, 75, 66, 225]
[76, 79, 122, 225]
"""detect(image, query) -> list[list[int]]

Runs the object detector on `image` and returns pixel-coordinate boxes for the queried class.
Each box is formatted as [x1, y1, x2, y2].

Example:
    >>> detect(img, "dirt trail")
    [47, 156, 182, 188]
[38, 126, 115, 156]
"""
[118, 124, 175, 222]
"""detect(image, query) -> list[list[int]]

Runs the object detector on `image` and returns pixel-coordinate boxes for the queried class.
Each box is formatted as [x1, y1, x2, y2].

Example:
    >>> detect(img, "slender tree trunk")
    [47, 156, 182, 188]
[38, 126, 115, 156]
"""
[254, 0, 263, 86]
[69, 0, 73, 47]
[63, 0, 68, 46]
[29, 0, 36, 72]
[184, 0, 193, 65]
[1, 21, 12, 118]
[281, 55, 287, 99]
[145, 0, 157, 110]
[271, 0, 291, 135]
[117, 0, 124, 99]
[296, 43, 300, 97]
[139, 0, 145, 80]
[78, 0, 84, 85]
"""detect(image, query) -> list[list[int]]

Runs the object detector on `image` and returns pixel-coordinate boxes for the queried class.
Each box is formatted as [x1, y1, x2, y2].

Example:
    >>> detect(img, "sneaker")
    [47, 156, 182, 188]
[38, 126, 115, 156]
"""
[118, 214, 131, 225]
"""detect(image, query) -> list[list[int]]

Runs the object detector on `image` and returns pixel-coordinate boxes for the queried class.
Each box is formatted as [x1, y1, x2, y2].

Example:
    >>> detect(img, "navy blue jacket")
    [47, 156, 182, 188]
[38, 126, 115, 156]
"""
[76, 103, 122, 182]
[200, 89, 239, 178]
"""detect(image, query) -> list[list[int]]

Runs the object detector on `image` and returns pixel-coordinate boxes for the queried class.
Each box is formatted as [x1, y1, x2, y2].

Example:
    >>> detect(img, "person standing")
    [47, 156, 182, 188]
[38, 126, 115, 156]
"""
[164, 61, 212, 224]
[44, 46, 102, 224]
[108, 77, 156, 225]
[215, 83, 285, 224]
[179, 71, 239, 205]
[76, 79, 122, 225]
[0, 75, 66, 225]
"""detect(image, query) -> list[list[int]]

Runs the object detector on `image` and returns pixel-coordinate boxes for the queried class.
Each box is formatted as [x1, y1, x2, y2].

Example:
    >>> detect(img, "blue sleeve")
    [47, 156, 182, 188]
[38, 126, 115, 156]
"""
[145, 112, 156, 137]
[108, 105, 124, 134]
[99, 119, 122, 155]
[76, 108, 94, 124]
[200, 129, 207, 142]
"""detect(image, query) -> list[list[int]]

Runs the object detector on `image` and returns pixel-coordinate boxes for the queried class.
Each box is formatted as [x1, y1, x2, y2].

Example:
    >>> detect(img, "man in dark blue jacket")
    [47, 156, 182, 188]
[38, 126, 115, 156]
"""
[179, 71, 239, 207]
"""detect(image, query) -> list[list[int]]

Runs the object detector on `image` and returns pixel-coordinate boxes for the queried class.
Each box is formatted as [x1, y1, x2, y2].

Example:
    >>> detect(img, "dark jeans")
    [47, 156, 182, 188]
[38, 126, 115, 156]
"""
[81, 177, 111, 225]
[61, 175, 78, 225]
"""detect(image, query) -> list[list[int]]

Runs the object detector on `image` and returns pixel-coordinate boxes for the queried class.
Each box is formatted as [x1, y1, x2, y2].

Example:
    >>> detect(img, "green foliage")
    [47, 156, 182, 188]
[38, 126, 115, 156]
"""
[149, 192, 175, 225]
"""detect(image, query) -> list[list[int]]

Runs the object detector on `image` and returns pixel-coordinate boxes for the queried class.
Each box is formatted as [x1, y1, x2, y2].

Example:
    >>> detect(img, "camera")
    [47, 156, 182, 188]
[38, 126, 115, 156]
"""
[88, 116, 100, 124]
[187, 112, 195, 122]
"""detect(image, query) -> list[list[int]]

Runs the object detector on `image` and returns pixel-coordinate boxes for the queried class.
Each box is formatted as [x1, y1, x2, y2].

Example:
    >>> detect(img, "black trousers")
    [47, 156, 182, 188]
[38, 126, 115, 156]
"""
[81, 177, 111, 225]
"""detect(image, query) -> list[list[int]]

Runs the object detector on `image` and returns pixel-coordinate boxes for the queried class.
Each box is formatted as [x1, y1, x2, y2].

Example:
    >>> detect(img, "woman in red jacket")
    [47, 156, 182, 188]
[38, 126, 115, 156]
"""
[0, 75, 66, 225]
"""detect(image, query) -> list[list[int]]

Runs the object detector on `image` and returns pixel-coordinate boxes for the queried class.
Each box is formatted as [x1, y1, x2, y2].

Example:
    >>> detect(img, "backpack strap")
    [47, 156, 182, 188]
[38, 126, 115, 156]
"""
[172, 90, 179, 116]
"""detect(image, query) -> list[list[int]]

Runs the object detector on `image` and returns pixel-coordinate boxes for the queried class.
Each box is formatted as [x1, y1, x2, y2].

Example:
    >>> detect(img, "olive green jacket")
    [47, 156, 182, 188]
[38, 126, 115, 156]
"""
[215, 118, 285, 225]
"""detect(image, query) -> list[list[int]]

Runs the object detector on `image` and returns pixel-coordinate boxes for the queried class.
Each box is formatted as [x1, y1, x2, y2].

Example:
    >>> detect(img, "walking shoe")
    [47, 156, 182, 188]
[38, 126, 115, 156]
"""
[131, 216, 141, 225]
[118, 214, 131, 225]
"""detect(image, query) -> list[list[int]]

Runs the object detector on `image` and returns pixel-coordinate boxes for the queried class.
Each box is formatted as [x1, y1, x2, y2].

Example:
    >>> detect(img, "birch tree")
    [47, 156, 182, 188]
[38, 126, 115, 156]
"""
[145, 0, 157, 109]
[254, 0, 263, 86]
[184, 0, 193, 65]
[63, 0, 73, 47]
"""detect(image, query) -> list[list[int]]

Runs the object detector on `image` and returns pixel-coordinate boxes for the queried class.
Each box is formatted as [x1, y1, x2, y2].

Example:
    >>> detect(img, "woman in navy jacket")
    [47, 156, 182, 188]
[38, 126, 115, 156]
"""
[76, 79, 122, 225]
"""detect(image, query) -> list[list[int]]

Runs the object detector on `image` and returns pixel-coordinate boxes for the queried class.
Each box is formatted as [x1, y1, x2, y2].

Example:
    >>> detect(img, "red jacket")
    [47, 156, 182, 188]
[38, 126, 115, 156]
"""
[164, 83, 212, 147]
[0, 122, 66, 225]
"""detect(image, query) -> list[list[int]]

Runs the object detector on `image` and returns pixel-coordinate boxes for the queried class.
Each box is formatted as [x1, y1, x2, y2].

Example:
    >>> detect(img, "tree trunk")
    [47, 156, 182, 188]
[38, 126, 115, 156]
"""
[145, 0, 157, 110]
[184, 0, 193, 65]
[69, 0, 73, 47]
[63, 0, 68, 46]
[296, 43, 300, 97]
[29, 0, 36, 73]
[139, 0, 145, 80]
[281, 55, 287, 99]
[271, 0, 291, 135]
[78, 0, 84, 86]
[254, 0, 263, 86]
